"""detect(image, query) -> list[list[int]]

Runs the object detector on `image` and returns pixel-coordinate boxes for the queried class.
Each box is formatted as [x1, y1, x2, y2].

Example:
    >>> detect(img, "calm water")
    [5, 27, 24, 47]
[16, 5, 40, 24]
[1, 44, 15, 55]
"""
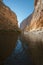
[3, 39, 33, 65]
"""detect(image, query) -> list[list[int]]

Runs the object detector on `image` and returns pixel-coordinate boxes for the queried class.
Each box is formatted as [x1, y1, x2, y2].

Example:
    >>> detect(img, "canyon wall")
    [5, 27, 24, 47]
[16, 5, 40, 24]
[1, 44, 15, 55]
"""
[21, 0, 43, 65]
[20, 13, 33, 30]
[0, 1, 19, 62]
[0, 0, 18, 30]
[25, 0, 43, 31]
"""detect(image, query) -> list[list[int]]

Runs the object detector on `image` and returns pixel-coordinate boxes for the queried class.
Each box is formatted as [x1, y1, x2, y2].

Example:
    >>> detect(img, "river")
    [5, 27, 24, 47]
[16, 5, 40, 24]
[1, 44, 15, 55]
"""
[3, 39, 33, 65]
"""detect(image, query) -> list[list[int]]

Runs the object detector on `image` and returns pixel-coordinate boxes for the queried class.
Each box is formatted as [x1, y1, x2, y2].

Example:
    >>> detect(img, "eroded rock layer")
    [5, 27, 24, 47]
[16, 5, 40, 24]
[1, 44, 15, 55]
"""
[0, 1, 18, 30]
[20, 13, 33, 30]
[25, 0, 43, 31]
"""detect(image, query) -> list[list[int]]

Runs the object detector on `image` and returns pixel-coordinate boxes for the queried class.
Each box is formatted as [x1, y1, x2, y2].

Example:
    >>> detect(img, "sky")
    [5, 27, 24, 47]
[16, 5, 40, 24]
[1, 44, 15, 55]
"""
[3, 0, 34, 26]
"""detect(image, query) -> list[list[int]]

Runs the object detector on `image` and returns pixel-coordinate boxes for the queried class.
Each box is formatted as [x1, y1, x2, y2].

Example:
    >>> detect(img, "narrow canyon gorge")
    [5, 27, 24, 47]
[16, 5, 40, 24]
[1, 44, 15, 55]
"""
[0, 0, 43, 65]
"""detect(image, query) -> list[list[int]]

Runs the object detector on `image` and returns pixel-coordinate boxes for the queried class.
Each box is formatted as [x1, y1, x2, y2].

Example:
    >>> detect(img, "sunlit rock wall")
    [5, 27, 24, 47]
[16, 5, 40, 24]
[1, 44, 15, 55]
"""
[25, 0, 43, 31]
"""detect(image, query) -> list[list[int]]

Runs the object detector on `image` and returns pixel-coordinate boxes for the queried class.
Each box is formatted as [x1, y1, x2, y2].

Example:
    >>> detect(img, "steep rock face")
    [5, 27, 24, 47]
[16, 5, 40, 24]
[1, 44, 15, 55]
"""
[21, 1, 43, 65]
[25, 0, 43, 31]
[0, 1, 18, 30]
[20, 13, 33, 30]
[0, 1, 19, 62]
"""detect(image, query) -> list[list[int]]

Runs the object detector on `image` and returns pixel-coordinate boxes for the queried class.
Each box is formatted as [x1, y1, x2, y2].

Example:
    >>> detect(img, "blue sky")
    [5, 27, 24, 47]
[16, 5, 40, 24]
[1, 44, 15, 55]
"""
[3, 0, 34, 25]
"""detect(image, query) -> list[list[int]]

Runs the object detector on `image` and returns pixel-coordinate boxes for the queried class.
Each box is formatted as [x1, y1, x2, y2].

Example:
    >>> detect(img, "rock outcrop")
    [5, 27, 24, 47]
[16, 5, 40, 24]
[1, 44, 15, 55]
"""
[25, 0, 43, 31]
[0, 1, 18, 30]
[0, 1, 19, 62]
[20, 13, 33, 30]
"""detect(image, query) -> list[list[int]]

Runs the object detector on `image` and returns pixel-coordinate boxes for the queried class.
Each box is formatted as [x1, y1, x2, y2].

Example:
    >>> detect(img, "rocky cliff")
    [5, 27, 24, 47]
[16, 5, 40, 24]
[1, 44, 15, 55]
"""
[25, 0, 43, 31]
[0, 1, 19, 62]
[20, 13, 33, 30]
[21, 1, 43, 65]
[0, 1, 18, 30]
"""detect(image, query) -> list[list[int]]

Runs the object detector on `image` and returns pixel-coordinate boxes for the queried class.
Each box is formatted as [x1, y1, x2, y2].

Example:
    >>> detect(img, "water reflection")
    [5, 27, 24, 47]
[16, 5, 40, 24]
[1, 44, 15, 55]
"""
[4, 39, 32, 65]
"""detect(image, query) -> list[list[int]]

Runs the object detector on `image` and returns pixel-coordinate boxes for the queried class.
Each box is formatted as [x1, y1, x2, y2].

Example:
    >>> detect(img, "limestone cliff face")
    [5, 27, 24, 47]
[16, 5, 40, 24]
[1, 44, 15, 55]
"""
[20, 13, 33, 30]
[0, 1, 18, 30]
[25, 0, 43, 31]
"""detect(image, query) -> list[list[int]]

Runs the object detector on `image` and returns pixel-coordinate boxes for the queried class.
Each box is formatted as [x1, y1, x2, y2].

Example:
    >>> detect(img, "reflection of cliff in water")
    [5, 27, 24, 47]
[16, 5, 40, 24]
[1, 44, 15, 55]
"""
[0, 31, 19, 62]
[3, 39, 32, 65]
